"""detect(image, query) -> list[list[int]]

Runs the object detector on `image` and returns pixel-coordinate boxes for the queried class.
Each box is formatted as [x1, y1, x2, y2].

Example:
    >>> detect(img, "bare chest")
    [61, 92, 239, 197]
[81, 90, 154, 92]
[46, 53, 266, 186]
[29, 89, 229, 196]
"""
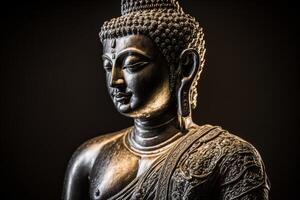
[89, 141, 156, 200]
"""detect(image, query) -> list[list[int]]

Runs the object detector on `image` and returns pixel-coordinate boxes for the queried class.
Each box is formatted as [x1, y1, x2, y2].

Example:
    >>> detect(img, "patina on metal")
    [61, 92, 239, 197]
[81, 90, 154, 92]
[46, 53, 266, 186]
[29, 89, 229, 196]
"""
[63, 0, 270, 199]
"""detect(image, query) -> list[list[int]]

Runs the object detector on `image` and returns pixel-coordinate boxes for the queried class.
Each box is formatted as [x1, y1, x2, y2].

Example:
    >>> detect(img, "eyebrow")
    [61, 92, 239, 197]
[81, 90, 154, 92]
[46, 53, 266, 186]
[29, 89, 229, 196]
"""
[117, 48, 152, 59]
[102, 54, 111, 61]
[102, 47, 152, 61]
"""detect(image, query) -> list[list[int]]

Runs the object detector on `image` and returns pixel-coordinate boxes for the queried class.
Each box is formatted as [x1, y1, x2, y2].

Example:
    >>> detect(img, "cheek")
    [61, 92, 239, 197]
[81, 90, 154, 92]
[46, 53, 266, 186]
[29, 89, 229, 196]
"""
[105, 72, 110, 86]
[125, 64, 167, 98]
[105, 73, 114, 97]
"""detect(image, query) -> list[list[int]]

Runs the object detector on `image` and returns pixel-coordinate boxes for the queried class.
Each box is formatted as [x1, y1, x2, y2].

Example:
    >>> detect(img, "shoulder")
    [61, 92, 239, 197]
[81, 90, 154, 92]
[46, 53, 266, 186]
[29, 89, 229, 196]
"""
[63, 128, 130, 199]
[68, 127, 129, 171]
[189, 124, 266, 166]
[173, 125, 269, 197]
[177, 125, 260, 179]
[214, 129, 270, 199]
[189, 125, 268, 179]
[64, 127, 129, 181]
[191, 125, 270, 198]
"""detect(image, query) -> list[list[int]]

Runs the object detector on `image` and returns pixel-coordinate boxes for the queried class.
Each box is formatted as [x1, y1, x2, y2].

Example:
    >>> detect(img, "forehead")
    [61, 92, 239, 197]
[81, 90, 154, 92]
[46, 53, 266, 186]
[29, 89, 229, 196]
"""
[102, 35, 156, 57]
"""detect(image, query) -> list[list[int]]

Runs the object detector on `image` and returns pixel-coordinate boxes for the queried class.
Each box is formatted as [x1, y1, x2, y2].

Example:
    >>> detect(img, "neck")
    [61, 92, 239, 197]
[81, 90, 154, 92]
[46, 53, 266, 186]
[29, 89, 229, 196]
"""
[130, 108, 181, 150]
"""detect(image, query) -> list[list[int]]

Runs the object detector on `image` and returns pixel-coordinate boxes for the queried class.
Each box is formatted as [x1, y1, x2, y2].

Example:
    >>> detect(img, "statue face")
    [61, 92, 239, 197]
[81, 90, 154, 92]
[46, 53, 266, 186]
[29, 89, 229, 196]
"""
[102, 35, 173, 118]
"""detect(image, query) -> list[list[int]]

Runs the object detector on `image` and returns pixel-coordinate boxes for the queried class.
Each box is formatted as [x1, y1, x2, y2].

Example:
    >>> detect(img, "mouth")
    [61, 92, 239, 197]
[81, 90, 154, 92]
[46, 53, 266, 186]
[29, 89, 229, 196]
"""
[113, 91, 132, 103]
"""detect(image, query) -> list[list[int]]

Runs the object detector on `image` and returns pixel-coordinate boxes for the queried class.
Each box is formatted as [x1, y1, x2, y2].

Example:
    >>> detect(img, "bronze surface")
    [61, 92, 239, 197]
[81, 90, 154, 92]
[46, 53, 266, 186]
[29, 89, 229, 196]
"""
[62, 0, 270, 199]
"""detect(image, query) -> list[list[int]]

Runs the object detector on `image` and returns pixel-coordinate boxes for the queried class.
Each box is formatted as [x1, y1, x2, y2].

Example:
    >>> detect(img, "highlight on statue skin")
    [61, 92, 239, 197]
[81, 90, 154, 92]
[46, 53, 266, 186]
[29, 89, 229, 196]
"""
[62, 0, 270, 199]
[102, 35, 173, 119]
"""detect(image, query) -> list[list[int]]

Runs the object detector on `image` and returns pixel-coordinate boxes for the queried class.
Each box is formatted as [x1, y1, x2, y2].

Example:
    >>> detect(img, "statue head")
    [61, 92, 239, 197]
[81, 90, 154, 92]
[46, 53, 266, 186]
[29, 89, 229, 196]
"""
[99, 0, 205, 125]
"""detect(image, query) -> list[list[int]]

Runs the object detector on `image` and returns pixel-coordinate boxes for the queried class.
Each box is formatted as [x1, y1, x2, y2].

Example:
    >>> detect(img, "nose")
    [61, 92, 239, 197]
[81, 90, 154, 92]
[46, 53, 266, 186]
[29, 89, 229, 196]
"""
[109, 64, 125, 87]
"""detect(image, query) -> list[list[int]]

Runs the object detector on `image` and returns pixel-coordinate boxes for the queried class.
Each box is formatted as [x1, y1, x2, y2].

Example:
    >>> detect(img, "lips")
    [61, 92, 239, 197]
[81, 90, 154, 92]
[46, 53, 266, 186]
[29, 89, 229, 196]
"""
[113, 91, 132, 103]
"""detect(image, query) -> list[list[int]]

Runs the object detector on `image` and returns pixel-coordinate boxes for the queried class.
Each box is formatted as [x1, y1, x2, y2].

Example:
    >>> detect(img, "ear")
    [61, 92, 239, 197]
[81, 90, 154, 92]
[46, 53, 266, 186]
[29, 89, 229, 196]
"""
[177, 48, 200, 117]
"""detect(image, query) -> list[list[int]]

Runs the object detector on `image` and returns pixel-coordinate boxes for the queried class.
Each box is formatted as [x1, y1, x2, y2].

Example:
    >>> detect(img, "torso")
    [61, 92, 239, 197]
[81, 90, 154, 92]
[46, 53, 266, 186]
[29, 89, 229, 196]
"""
[88, 128, 183, 200]
[86, 125, 269, 200]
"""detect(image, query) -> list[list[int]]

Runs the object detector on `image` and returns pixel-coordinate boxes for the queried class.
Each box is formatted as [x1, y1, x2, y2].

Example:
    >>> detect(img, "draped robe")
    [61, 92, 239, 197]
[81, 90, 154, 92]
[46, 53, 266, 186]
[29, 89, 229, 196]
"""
[106, 125, 270, 200]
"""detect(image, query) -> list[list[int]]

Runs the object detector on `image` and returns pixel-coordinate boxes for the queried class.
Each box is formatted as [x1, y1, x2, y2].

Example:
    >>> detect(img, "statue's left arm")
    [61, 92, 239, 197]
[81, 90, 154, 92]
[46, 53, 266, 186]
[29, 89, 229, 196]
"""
[218, 144, 270, 200]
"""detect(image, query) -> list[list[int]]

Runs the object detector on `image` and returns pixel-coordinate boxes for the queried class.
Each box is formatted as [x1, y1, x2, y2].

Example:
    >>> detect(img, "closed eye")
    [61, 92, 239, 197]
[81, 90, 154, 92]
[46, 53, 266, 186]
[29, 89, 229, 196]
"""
[122, 54, 150, 73]
[102, 58, 113, 72]
[123, 61, 149, 71]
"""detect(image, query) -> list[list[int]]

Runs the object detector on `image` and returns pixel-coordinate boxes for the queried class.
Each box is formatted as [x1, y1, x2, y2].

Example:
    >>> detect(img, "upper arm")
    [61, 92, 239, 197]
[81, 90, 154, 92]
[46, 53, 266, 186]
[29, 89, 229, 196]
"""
[218, 144, 270, 200]
[62, 139, 103, 200]
[61, 131, 125, 200]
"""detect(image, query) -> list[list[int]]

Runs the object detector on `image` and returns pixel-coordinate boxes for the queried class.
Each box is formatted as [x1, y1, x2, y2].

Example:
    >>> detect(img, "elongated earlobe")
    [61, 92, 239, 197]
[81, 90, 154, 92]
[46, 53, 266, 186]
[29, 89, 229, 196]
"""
[177, 48, 200, 131]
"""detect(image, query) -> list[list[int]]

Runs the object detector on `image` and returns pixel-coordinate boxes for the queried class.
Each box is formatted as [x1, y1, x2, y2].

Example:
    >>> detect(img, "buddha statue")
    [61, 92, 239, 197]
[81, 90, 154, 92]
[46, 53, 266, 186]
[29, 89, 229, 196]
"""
[62, 0, 270, 199]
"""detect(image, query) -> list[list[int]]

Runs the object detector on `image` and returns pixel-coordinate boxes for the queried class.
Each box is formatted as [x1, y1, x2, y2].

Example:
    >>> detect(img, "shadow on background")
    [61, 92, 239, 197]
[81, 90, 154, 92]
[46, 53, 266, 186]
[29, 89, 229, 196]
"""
[0, 0, 298, 199]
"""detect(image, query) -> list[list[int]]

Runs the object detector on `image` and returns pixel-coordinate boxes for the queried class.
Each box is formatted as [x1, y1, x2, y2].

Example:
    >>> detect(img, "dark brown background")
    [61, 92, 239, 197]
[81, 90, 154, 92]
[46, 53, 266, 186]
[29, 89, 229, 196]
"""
[0, 0, 298, 199]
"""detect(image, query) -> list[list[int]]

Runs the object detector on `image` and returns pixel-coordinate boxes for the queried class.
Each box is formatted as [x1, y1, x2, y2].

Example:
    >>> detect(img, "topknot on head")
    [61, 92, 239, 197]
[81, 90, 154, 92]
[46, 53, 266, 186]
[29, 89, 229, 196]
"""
[121, 0, 182, 15]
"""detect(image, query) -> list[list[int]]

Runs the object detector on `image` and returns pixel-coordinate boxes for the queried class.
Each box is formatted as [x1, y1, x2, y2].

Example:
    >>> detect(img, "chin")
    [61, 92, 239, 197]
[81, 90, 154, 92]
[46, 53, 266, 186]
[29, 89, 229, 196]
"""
[115, 103, 149, 118]
[122, 105, 171, 119]
[113, 98, 139, 116]
[114, 95, 172, 119]
[116, 103, 132, 114]
[115, 101, 141, 117]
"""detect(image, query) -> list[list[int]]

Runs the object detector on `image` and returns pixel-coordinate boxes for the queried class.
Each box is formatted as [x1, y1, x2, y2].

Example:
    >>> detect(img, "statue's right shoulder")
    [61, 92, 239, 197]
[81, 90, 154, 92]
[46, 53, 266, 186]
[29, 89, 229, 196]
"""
[71, 127, 130, 166]
[77, 128, 128, 152]
[62, 127, 130, 199]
